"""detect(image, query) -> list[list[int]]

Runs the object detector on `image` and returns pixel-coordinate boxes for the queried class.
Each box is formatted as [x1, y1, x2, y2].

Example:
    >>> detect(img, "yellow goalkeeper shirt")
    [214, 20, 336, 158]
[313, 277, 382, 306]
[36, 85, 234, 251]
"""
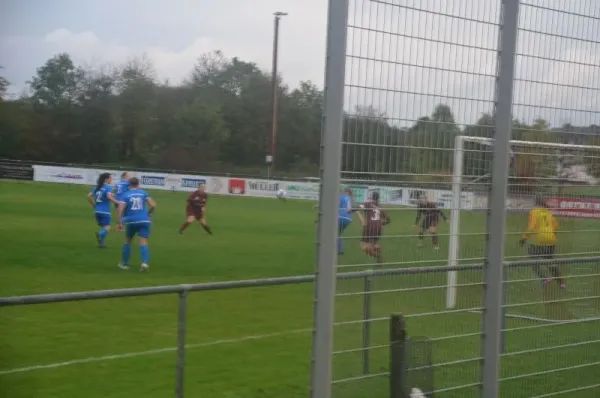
[523, 207, 558, 246]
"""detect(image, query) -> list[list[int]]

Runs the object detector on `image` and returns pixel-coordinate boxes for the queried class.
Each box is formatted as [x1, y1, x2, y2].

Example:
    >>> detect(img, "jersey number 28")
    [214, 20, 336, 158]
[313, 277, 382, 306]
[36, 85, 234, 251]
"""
[130, 197, 143, 211]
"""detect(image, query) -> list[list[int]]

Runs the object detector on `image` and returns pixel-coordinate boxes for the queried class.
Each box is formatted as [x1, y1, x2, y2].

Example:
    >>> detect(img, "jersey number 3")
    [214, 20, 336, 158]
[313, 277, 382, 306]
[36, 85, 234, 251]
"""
[371, 209, 381, 221]
[130, 197, 143, 211]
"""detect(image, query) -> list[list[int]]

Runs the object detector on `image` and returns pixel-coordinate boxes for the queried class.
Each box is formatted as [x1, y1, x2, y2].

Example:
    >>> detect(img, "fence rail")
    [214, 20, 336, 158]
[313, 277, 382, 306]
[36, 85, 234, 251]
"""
[3, 256, 599, 397]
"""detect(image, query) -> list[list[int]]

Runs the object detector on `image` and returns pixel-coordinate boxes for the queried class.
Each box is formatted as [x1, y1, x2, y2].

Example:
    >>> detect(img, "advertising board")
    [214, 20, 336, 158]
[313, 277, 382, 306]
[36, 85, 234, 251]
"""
[283, 181, 319, 200]
[228, 178, 246, 195]
[246, 179, 281, 197]
[547, 196, 600, 219]
[0, 161, 34, 181]
[208, 177, 227, 195]
[33, 165, 89, 185]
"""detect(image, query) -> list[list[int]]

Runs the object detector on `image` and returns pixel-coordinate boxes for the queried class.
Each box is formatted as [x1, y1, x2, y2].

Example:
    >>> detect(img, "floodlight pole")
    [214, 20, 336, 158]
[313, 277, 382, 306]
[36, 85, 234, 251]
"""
[267, 11, 287, 179]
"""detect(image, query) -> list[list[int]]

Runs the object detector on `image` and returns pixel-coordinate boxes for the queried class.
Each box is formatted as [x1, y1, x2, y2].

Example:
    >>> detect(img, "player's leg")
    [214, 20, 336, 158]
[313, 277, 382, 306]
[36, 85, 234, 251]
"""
[119, 225, 135, 270]
[429, 224, 439, 250]
[337, 218, 350, 255]
[417, 221, 427, 247]
[545, 246, 565, 288]
[360, 241, 374, 257]
[199, 214, 213, 235]
[528, 245, 550, 284]
[179, 215, 195, 234]
[372, 241, 382, 264]
[96, 214, 111, 248]
[139, 224, 151, 271]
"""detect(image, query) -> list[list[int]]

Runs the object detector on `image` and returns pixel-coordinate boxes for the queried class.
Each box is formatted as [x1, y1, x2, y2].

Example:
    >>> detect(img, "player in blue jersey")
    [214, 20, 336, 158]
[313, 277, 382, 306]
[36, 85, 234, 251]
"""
[113, 172, 130, 209]
[87, 172, 119, 248]
[337, 187, 354, 255]
[117, 177, 157, 272]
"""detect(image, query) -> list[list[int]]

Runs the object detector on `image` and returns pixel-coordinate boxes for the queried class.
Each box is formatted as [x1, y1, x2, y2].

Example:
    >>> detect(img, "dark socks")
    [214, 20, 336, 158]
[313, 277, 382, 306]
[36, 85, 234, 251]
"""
[179, 222, 190, 232]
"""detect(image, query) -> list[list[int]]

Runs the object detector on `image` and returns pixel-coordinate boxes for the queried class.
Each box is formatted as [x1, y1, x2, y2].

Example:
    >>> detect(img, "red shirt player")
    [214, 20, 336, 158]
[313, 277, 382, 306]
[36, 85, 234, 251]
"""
[358, 191, 390, 264]
[179, 183, 213, 235]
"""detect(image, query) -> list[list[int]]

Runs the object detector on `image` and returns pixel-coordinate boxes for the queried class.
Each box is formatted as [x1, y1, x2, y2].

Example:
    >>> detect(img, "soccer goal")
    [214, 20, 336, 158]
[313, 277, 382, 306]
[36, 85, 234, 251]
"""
[446, 135, 600, 322]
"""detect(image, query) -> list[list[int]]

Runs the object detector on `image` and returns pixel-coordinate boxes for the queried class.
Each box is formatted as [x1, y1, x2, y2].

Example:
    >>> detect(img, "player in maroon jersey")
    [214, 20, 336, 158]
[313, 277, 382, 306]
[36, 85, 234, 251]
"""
[179, 183, 213, 235]
[358, 191, 390, 264]
[414, 195, 448, 250]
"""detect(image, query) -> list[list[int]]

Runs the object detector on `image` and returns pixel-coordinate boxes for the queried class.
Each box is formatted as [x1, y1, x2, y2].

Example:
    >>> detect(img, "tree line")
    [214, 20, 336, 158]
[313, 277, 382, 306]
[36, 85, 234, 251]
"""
[1, 51, 599, 183]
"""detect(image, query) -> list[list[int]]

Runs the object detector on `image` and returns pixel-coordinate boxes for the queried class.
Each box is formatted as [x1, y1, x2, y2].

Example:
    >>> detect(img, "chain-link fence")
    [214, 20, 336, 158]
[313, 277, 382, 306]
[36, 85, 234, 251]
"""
[313, 1, 600, 397]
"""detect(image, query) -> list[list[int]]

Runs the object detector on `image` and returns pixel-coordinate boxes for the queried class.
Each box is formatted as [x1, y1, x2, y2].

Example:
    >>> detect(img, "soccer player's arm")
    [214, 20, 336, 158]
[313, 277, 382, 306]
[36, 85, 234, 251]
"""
[346, 198, 354, 214]
[519, 210, 537, 245]
[117, 199, 126, 230]
[186, 192, 194, 205]
[357, 202, 367, 226]
[202, 194, 208, 214]
[107, 190, 119, 205]
[87, 190, 95, 208]
[438, 208, 448, 222]
[146, 194, 157, 215]
[382, 209, 391, 225]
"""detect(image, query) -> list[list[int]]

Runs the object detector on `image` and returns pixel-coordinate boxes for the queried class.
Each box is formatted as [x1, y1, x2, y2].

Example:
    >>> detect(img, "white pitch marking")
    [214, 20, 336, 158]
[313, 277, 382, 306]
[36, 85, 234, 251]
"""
[0, 328, 312, 376]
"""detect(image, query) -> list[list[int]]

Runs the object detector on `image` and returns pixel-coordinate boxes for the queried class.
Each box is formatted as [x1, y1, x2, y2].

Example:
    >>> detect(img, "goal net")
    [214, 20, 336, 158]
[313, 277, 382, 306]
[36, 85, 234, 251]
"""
[448, 135, 600, 321]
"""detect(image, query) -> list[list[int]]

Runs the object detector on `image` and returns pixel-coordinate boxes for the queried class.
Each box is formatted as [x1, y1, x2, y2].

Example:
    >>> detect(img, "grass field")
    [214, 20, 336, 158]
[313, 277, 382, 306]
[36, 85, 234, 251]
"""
[1, 181, 600, 398]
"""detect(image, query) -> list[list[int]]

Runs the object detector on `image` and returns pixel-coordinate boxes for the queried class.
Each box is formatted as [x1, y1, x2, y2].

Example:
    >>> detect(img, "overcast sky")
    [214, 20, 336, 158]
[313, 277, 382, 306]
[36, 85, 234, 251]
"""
[1, 0, 599, 128]
[1, 0, 327, 94]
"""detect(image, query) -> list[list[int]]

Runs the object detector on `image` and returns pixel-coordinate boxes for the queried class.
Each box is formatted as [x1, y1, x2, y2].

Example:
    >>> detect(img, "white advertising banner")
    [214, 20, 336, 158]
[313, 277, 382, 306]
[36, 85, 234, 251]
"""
[364, 186, 405, 205]
[245, 179, 284, 197]
[207, 177, 228, 195]
[283, 181, 319, 200]
[33, 165, 480, 208]
[402, 187, 473, 210]
[34, 165, 91, 185]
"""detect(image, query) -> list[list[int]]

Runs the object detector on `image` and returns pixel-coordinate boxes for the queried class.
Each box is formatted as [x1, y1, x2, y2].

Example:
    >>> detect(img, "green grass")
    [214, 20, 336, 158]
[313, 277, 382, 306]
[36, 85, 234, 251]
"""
[1, 181, 599, 398]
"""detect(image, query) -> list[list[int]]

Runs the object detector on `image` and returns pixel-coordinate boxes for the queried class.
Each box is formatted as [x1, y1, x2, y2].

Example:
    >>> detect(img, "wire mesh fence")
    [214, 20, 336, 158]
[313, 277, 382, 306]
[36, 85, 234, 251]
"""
[316, 0, 600, 397]
[499, 1, 600, 397]
[333, 0, 500, 396]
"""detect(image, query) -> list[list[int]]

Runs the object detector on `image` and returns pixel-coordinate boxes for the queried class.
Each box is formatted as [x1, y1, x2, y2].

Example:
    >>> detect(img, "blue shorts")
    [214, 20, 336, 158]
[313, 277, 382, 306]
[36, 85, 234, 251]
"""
[95, 213, 111, 227]
[338, 217, 351, 234]
[126, 222, 151, 239]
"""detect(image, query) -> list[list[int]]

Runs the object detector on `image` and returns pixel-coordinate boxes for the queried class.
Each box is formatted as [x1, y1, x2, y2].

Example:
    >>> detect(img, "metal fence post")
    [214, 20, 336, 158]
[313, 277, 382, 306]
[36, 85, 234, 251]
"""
[362, 274, 372, 374]
[481, 1, 520, 397]
[389, 313, 407, 398]
[310, 0, 349, 397]
[175, 289, 189, 398]
[501, 266, 508, 354]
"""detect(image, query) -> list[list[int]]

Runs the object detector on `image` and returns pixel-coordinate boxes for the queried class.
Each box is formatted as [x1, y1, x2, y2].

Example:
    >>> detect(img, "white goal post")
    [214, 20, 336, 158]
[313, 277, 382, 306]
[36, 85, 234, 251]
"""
[446, 135, 600, 309]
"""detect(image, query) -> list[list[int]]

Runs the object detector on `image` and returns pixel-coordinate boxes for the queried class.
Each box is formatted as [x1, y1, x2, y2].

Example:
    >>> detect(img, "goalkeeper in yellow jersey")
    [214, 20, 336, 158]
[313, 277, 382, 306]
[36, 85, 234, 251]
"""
[519, 195, 566, 289]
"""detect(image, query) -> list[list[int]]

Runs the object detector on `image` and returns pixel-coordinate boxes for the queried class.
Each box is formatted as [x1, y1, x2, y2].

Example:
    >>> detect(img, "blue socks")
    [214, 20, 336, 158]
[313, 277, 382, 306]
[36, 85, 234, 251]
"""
[121, 243, 131, 265]
[140, 245, 150, 264]
[120, 243, 149, 266]
[337, 237, 344, 255]
[98, 228, 108, 242]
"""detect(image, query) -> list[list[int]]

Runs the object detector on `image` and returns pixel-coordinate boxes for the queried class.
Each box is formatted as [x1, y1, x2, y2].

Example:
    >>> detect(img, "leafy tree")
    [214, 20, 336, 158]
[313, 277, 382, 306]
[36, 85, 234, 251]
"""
[0, 66, 8, 100]
[4, 50, 600, 181]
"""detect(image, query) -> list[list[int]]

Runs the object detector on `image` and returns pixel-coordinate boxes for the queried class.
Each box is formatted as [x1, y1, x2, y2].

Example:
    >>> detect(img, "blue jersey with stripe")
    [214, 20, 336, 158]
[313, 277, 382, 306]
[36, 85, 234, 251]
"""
[121, 189, 151, 224]
[90, 184, 113, 214]
[339, 194, 352, 220]
[114, 179, 130, 201]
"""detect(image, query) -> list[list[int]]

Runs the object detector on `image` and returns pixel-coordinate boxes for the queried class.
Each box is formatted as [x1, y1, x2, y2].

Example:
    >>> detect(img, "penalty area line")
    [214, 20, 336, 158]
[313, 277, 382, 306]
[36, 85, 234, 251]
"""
[0, 328, 312, 376]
